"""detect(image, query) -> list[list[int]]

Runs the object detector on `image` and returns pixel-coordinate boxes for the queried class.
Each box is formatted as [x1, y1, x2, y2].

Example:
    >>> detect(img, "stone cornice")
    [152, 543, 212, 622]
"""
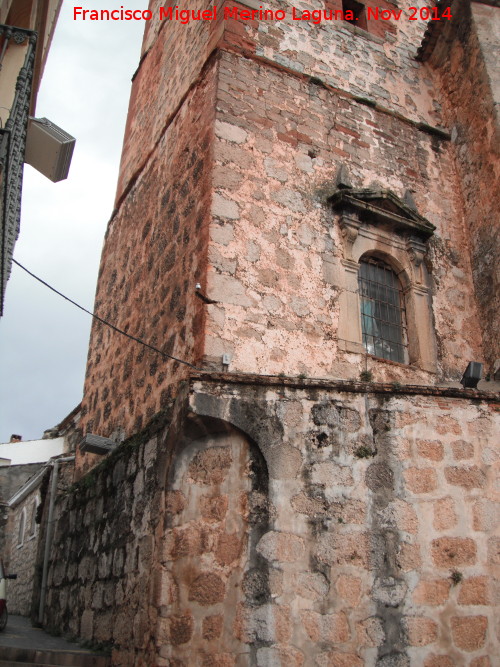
[190, 371, 500, 402]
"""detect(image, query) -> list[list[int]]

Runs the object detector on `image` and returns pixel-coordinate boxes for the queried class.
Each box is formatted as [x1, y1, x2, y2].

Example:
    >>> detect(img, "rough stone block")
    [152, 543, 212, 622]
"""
[166, 612, 194, 646]
[451, 440, 474, 460]
[272, 188, 306, 212]
[487, 537, 500, 564]
[450, 615, 488, 651]
[216, 532, 242, 566]
[294, 572, 329, 601]
[413, 579, 450, 606]
[311, 462, 354, 488]
[397, 541, 422, 572]
[235, 603, 292, 644]
[211, 223, 235, 246]
[366, 462, 394, 492]
[444, 466, 486, 489]
[356, 616, 385, 647]
[200, 494, 229, 523]
[404, 467, 438, 494]
[372, 577, 408, 608]
[201, 653, 236, 667]
[335, 575, 362, 607]
[315, 652, 363, 667]
[165, 490, 186, 515]
[208, 273, 254, 307]
[472, 500, 500, 531]
[403, 616, 438, 646]
[164, 523, 203, 560]
[215, 120, 248, 144]
[458, 576, 489, 605]
[80, 609, 94, 641]
[315, 531, 369, 567]
[188, 572, 226, 606]
[469, 658, 491, 667]
[256, 531, 305, 563]
[202, 614, 223, 640]
[423, 656, 454, 667]
[290, 492, 328, 517]
[431, 537, 477, 567]
[378, 499, 418, 534]
[264, 157, 289, 182]
[300, 609, 350, 643]
[256, 645, 304, 667]
[433, 497, 457, 531]
[188, 446, 232, 485]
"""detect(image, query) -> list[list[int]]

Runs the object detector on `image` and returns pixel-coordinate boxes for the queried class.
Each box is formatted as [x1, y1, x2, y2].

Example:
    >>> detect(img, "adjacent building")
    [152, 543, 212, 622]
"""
[0, 0, 62, 314]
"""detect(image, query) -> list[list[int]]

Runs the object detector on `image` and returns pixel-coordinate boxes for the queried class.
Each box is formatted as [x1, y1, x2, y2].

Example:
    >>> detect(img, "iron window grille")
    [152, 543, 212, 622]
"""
[358, 257, 408, 363]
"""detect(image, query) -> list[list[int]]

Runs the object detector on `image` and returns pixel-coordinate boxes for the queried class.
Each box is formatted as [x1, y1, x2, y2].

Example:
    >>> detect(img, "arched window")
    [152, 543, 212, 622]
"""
[358, 257, 407, 363]
[331, 185, 437, 372]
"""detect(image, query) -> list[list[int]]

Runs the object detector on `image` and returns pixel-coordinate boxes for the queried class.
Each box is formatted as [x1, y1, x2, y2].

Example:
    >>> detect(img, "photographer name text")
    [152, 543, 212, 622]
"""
[73, 5, 453, 23]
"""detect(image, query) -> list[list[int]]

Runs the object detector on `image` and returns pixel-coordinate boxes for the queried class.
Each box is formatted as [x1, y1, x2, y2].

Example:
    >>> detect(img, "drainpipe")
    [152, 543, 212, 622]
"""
[38, 456, 75, 625]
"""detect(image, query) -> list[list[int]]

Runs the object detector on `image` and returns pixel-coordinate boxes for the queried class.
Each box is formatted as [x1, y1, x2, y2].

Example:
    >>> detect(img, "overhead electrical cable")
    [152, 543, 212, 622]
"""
[12, 259, 199, 370]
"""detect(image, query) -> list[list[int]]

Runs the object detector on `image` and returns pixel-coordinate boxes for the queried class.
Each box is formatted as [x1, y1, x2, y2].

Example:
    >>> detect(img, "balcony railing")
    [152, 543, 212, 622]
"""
[0, 25, 37, 315]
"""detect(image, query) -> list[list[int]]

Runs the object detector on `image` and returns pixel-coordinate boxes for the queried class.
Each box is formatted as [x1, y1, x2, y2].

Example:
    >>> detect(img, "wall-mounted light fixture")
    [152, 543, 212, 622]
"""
[25, 117, 75, 182]
[460, 362, 483, 389]
[79, 434, 117, 455]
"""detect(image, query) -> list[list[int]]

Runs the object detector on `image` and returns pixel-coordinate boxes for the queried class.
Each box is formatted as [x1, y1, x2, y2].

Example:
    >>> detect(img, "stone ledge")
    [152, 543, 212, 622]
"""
[190, 370, 500, 402]
[0, 646, 110, 666]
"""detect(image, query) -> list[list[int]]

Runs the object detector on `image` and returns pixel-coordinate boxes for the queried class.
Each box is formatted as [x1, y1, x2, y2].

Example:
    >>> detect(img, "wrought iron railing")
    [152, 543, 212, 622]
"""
[0, 25, 37, 315]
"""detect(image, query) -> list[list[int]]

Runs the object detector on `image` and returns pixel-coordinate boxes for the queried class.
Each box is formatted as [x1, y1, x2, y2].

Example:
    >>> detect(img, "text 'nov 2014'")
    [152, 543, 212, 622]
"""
[73, 5, 453, 23]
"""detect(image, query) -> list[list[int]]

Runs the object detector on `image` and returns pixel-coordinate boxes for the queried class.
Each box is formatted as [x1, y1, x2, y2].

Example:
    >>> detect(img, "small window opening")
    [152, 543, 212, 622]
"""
[342, 0, 367, 29]
[358, 257, 407, 363]
[29, 498, 39, 538]
[17, 509, 26, 546]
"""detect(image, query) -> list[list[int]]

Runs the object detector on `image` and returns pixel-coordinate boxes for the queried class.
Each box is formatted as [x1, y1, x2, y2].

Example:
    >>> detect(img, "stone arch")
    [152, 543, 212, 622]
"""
[157, 417, 271, 665]
[187, 392, 304, 484]
[357, 248, 411, 291]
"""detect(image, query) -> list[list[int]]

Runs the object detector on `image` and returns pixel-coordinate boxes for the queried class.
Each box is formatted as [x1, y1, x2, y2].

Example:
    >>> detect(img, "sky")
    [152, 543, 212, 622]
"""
[0, 2, 146, 442]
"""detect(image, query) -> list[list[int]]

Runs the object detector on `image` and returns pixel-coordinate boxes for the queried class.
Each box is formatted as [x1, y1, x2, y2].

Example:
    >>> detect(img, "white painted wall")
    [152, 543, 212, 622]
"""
[0, 437, 64, 464]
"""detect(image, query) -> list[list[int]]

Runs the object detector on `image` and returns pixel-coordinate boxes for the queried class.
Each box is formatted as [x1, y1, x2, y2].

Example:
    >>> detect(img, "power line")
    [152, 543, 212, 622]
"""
[12, 259, 199, 370]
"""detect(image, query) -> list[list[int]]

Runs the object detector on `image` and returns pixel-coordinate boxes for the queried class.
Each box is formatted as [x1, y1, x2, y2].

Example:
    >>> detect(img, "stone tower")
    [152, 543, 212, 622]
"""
[41, 1, 499, 665]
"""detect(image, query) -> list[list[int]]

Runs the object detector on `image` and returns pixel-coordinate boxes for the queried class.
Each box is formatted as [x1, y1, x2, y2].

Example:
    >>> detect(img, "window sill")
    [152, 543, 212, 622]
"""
[339, 21, 385, 45]
[366, 354, 436, 374]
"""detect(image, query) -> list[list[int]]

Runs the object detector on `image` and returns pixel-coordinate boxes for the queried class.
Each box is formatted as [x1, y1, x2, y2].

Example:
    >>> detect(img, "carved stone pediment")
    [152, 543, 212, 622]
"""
[329, 188, 435, 240]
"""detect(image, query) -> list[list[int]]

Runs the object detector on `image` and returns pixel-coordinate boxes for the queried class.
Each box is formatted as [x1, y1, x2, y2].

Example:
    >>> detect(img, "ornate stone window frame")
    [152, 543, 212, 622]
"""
[330, 188, 438, 372]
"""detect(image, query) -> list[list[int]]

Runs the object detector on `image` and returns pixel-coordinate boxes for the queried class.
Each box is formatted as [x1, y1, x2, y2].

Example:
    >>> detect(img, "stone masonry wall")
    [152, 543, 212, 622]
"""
[42, 407, 180, 665]
[44, 375, 499, 665]
[81, 0, 494, 442]
[221, 0, 441, 126]
[116, 0, 225, 202]
[184, 374, 500, 666]
[206, 49, 482, 381]
[425, 0, 500, 371]
[79, 58, 216, 449]
[159, 428, 270, 666]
